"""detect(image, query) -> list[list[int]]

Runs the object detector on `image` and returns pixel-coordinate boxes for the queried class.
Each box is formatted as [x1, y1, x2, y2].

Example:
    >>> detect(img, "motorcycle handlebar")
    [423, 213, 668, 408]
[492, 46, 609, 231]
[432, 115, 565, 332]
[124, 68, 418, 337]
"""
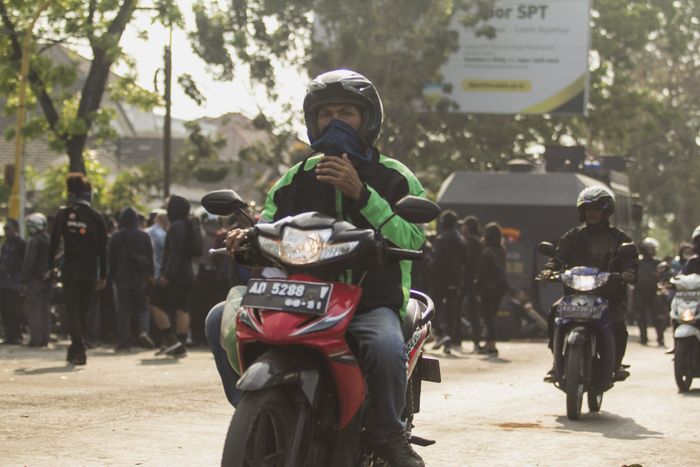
[385, 247, 425, 261]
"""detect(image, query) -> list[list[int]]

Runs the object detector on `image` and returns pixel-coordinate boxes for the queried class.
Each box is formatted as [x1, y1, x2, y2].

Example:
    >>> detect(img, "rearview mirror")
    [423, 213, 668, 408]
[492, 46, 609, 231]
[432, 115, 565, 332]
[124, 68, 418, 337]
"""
[394, 196, 441, 224]
[201, 190, 247, 216]
[537, 242, 556, 258]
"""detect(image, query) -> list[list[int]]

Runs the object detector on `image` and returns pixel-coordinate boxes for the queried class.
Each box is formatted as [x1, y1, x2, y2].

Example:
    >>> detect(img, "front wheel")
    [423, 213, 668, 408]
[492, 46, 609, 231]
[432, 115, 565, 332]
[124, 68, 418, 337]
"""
[587, 390, 603, 412]
[222, 388, 294, 467]
[674, 338, 694, 392]
[565, 344, 585, 420]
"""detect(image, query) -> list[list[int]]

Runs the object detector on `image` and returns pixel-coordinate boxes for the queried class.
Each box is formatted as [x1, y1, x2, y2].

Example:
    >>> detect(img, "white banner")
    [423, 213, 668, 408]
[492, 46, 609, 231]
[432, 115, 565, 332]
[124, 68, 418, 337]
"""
[428, 0, 590, 115]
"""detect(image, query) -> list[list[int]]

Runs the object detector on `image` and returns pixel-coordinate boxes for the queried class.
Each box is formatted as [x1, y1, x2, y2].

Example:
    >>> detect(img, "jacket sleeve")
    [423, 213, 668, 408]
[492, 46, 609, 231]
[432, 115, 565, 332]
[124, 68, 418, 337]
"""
[162, 222, 186, 281]
[353, 177, 426, 250]
[96, 213, 108, 280]
[21, 237, 36, 284]
[544, 229, 575, 271]
[145, 233, 154, 277]
[48, 209, 63, 270]
[107, 234, 118, 280]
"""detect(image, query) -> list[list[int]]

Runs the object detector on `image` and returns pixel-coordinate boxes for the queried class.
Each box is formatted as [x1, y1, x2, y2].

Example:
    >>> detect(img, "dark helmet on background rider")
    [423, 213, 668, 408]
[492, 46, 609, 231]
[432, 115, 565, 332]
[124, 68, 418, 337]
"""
[576, 185, 615, 222]
[25, 212, 47, 235]
[303, 69, 384, 147]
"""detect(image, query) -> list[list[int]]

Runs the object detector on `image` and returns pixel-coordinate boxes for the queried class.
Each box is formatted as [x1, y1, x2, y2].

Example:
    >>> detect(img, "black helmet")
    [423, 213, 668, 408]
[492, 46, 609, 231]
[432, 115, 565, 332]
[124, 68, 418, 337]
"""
[576, 185, 615, 222]
[303, 69, 383, 147]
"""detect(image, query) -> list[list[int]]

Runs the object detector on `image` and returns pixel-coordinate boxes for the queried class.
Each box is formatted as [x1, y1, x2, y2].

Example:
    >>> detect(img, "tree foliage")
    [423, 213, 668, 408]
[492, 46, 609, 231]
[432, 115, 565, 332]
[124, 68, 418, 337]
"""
[193, 0, 700, 243]
[0, 0, 179, 173]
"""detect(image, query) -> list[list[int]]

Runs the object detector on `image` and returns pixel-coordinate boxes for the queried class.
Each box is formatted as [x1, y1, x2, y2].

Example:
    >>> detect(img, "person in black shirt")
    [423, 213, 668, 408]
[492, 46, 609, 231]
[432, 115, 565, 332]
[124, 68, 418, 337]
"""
[430, 210, 468, 354]
[460, 216, 482, 351]
[21, 213, 51, 347]
[150, 195, 194, 358]
[108, 207, 154, 351]
[49, 173, 108, 365]
[0, 219, 26, 344]
[682, 226, 700, 274]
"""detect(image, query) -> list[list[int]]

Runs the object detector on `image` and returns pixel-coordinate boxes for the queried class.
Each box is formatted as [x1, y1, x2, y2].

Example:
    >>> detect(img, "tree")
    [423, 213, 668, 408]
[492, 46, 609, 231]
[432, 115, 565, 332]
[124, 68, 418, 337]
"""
[0, 0, 179, 173]
[195, 0, 700, 243]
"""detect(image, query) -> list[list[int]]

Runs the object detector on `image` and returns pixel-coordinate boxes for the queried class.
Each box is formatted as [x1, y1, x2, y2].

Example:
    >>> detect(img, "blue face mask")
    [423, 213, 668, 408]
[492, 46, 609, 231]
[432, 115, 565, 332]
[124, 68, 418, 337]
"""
[310, 119, 373, 163]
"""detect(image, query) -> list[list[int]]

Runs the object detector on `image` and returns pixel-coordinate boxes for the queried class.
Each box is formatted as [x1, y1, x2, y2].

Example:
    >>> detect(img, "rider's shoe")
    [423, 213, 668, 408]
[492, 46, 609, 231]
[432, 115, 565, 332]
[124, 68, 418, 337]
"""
[613, 366, 630, 381]
[374, 434, 425, 467]
[431, 335, 449, 350]
[544, 365, 556, 383]
[665, 347, 675, 354]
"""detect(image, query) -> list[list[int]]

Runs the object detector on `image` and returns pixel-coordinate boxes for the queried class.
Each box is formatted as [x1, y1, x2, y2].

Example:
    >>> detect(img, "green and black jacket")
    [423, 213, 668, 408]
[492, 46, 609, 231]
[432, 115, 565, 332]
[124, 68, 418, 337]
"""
[260, 151, 426, 320]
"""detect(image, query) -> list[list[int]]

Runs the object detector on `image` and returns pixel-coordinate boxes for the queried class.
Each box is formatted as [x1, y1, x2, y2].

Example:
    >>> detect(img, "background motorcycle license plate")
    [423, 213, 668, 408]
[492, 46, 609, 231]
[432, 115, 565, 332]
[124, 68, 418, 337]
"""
[241, 279, 333, 315]
[558, 304, 602, 320]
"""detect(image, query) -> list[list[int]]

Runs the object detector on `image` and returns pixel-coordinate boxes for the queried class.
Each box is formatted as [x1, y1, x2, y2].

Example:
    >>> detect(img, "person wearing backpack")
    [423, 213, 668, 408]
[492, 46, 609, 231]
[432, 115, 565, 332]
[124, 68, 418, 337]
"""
[108, 207, 154, 351]
[476, 222, 509, 356]
[149, 195, 196, 357]
[634, 237, 665, 346]
[48, 173, 108, 365]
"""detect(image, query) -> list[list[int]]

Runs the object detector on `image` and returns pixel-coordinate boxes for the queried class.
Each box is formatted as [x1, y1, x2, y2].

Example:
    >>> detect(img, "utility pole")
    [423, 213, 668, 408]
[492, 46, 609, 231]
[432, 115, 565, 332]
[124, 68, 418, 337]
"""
[162, 27, 172, 199]
[10, 0, 52, 228]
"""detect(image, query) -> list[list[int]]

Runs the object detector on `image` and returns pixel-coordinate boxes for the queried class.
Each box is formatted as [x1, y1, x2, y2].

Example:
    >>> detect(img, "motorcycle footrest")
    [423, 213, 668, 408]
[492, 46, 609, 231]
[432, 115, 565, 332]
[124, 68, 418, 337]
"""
[420, 356, 441, 383]
[409, 435, 436, 447]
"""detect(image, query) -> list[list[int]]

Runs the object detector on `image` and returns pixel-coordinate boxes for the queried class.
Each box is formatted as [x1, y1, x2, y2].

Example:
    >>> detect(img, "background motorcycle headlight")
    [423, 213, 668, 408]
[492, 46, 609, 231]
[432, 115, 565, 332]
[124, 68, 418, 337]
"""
[680, 308, 697, 323]
[562, 273, 609, 291]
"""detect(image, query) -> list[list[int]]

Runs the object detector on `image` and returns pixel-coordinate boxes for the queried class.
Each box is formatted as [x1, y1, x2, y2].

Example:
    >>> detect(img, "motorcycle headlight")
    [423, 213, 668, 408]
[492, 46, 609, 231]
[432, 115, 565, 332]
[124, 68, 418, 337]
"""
[561, 273, 610, 291]
[680, 308, 697, 323]
[257, 228, 359, 265]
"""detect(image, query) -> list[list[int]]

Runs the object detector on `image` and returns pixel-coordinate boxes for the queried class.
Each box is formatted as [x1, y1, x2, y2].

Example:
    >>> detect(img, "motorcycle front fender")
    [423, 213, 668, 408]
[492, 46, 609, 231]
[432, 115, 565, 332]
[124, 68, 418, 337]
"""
[236, 347, 321, 404]
[675, 324, 700, 341]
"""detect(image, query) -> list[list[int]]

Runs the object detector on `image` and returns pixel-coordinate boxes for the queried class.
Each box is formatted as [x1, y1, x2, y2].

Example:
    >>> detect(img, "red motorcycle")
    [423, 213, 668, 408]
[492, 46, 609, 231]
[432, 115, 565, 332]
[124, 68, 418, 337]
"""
[202, 190, 442, 467]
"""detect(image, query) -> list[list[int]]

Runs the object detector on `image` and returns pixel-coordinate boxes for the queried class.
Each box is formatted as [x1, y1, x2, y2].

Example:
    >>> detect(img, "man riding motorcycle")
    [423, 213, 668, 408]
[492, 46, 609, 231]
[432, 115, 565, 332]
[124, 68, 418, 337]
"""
[206, 69, 427, 467]
[541, 186, 638, 382]
[682, 226, 700, 274]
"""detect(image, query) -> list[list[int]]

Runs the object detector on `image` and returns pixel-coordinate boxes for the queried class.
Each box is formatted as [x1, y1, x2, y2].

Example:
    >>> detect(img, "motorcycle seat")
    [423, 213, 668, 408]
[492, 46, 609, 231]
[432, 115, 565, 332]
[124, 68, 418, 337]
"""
[403, 298, 425, 341]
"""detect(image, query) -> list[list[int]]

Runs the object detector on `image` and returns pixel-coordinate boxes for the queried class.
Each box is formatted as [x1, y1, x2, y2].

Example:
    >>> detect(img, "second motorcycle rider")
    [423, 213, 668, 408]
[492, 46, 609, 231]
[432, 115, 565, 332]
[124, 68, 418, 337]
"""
[208, 69, 427, 467]
[540, 186, 638, 382]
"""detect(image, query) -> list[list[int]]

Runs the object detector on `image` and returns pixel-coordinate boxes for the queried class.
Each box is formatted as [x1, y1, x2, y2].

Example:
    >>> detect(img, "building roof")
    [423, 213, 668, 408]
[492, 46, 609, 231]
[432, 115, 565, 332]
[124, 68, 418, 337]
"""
[437, 171, 606, 207]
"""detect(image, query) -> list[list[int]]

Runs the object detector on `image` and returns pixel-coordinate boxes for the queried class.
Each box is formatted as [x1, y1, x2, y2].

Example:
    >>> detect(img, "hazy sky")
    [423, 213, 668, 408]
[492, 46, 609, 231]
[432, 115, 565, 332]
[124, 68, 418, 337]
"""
[117, 0, 308, 125]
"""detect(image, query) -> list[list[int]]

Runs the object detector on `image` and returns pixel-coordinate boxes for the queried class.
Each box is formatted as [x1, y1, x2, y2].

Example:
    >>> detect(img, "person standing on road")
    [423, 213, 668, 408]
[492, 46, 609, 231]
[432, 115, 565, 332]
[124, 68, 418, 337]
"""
[48, 174, 108, 365]
[634, 237, 665, 346]
[430, 210, 468, 354]
[149, 195, 196, 358]
[146, 209, 168, 280]
[108, 207, 154, 351]
[21, 213, 51, 347]
[476, 222, 508, 356]
[460, 216, 482, 352]
[0, 219, 26, 345]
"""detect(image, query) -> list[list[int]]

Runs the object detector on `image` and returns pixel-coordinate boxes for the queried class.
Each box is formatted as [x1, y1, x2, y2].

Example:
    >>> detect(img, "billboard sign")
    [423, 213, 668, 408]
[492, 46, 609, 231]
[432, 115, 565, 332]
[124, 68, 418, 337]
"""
[429, 0, 590, 115]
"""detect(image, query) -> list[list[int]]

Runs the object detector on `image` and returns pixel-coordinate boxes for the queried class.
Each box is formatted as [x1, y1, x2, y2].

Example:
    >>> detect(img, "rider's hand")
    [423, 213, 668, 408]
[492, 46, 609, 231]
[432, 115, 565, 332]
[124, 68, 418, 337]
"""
[621, 271, 636, 283]
[315, 154, 363, 200]
[96, 278, 107, 290]
[157, 277, 169, 287]
[537, 270, 552, 281]
[225, 228, 250, 256]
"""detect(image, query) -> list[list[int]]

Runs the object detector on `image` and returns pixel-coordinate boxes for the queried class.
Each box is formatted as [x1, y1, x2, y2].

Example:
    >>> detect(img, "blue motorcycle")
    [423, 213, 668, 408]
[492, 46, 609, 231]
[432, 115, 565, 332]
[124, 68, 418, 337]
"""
[537, 242, 635, 420]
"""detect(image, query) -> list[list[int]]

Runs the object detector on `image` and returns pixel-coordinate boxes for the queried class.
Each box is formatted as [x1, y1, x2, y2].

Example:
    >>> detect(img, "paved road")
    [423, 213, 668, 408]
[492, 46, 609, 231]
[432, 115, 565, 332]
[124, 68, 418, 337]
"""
[1, 329, 698, 466]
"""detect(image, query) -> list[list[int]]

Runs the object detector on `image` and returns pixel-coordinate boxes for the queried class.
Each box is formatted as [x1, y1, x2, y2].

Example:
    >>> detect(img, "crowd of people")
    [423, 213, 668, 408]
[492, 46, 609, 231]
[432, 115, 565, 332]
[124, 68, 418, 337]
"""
[0, 172, 252, 365]
[413, 210, 510, 357]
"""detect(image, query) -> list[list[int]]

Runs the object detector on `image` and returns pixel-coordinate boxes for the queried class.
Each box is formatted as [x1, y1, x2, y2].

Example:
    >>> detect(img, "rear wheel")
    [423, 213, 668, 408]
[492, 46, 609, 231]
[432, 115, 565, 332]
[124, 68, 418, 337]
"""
[565, 344, 585, 420]
[222, 388, 294, 467]
[674, 338, 694, 392]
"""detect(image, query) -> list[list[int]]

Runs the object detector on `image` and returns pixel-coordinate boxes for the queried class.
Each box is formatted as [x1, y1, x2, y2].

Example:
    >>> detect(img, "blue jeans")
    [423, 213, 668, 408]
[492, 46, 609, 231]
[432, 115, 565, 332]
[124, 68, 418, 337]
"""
[205, 304, 407, 445]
